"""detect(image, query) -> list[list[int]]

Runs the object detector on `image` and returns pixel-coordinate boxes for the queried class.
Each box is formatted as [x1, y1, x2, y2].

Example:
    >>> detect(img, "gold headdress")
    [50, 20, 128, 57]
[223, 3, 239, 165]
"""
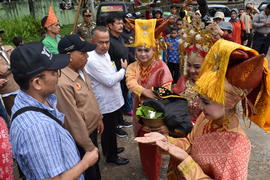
[195, 39, 270, 133]
[178, 17, 221, 73]
[125, 18, 169, 59]
[178, 18, 220, 57]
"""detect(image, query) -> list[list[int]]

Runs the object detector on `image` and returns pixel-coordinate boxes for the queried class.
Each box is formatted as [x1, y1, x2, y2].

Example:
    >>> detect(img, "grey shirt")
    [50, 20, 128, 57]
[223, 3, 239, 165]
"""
[253, 11, 270, 34]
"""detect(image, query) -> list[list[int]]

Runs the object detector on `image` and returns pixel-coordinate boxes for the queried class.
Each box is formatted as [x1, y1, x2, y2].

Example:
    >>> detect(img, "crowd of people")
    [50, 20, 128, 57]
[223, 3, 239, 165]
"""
[0, 1, 270, 180]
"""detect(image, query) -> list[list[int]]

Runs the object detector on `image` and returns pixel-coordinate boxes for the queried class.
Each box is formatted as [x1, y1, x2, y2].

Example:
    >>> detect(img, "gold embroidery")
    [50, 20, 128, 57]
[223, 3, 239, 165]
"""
[180, 159, 196, 176]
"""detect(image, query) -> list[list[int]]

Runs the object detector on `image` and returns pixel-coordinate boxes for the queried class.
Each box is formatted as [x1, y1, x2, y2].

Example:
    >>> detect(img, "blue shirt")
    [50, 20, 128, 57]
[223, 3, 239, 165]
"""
[166, 37, 180, 64]
[10, 90, 84, 180]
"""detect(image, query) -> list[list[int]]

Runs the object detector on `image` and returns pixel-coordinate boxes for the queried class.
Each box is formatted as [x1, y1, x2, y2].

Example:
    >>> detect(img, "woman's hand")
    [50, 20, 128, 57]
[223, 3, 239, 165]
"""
[142, 88, 157, 99]
[156, 140, 189, 161]
[134, 132, 167, 144]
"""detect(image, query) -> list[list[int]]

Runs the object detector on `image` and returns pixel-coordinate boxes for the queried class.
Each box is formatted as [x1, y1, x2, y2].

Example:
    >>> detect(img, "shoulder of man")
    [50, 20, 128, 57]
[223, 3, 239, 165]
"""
[77, 22, 84, 28]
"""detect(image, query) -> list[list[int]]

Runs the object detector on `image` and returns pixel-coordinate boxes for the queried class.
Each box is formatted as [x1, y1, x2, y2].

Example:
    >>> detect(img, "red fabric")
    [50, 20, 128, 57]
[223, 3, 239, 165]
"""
[138, 129, 162, 180]
[230, 20, 245, 44]
[132, 60, 172, 179]
[173, 75, 186, 94]
[0, 117, 13, 180]
[191, 131, 250, 180]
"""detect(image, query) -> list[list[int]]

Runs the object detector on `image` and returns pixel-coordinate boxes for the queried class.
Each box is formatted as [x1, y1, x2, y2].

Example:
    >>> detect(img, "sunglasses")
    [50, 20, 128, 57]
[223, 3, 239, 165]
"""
[137, 48, 151, 53]
[84, 15, 92, 17]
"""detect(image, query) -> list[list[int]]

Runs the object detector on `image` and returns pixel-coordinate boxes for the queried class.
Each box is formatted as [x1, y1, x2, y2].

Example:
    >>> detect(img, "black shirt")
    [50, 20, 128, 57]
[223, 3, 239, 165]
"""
[109, 32, 129, 71]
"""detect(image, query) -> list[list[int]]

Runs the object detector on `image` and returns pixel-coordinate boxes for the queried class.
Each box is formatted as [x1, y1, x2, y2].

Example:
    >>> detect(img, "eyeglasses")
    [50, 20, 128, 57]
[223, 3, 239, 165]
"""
[136, 48, 151, 53]
[84, 15, 92, 17]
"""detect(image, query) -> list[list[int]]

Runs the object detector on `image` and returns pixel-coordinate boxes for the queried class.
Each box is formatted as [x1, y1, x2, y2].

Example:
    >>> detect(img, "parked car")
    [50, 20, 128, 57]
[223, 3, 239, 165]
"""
[208, 4, 231, 22]
[258, 0, 270, 12]
[96, 1, 141, 26]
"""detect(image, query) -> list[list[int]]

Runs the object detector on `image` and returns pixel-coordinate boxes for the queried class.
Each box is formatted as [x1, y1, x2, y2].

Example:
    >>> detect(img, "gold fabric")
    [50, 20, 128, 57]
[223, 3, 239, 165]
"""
[195, 39, 257, 104]
[133, 19, 157, 48]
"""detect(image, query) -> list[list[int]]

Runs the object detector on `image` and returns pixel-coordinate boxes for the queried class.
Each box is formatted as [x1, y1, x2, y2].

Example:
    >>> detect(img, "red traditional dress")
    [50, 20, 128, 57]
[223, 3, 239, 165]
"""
[173, 76, 202, 123]
[167, 113, 251, 180]
[126, 59, 173, 180]
[0, 117, 13, 180]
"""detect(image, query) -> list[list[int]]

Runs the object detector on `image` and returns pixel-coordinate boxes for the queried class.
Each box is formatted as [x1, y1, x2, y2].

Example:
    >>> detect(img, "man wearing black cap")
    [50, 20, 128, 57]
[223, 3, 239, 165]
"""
[9, 42, 98, 179]
[56, 34, 102, 180]
[252, 3, 270, 55]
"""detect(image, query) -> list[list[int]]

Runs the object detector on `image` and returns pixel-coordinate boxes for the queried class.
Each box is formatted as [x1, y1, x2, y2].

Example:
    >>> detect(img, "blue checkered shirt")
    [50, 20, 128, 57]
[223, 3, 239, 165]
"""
[166, 37, 180, 64]
[10, 90, 84, 180]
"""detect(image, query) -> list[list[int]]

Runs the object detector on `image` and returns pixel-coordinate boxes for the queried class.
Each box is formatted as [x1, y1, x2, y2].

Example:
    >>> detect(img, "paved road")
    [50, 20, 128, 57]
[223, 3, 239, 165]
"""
[99, 115, 270, 180]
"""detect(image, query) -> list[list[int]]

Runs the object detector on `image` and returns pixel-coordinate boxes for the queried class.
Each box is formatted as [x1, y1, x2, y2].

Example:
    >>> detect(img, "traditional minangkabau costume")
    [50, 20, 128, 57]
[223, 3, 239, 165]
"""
[173, 19, 220, 123]
[125, 19, 173, 180]
[166, 39, 270, 179]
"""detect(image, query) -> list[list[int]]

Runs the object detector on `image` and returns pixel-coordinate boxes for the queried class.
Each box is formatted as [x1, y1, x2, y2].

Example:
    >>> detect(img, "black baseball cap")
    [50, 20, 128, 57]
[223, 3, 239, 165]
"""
[11, 42, 69, 80]
[58, 34, 96, 54]
[0, 29, 4, 34]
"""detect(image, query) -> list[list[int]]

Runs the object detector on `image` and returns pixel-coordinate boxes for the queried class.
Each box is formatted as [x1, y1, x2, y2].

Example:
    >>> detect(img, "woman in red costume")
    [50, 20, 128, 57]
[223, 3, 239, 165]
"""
[126, 19, 173, 180]
[135, 39, 270, 179]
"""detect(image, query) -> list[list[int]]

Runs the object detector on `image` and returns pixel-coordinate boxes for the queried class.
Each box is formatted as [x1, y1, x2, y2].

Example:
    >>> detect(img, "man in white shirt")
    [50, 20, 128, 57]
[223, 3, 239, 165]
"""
[85, 26, 129, 165]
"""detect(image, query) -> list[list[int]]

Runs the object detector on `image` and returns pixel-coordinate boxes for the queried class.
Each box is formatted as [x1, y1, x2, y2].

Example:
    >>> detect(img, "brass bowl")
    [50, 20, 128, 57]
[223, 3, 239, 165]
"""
[141, 118, 165, 128]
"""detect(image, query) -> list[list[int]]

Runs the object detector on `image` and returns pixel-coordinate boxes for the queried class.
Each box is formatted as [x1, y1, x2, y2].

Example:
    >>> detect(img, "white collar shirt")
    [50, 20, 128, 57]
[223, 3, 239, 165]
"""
[85, 50, 125, 114]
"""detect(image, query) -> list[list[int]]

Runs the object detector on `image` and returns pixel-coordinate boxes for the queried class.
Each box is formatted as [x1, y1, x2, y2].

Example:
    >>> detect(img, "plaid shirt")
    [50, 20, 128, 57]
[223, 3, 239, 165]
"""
[10, 90, 84, 180]
[166, 37, 180, 64]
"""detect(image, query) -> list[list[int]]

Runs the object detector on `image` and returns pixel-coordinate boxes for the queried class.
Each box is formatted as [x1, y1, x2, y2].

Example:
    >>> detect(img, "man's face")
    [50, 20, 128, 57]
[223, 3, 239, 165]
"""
[168, 16, 176, 24]
[213, 18, 223, 24]
[69, 51, 88, 70]
[108, 19, 124, 34]
[186, 5, 193, 11]
[31, 70, 60, 95]
[170, 30, 178, 39]
[265, 8, 270, 15]
[47, 22, 61, 34]
[170, 7, 177, 15]
[92, 30, 110, 55]
[83, 13, 92, 23]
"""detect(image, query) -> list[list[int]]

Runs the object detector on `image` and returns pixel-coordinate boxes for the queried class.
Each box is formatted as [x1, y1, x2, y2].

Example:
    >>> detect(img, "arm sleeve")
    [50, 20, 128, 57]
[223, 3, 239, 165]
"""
[158, 63, 173, 90]
[21, 122, 72, 179]
[125, 63, 145, 97]
[167, 113, 205, 153]
[253, 14, 264, 28]
[56, 84, 95, 152]
[177, 135, 250, 180]
[85, 61, 125, 87]
[240, 15, 250, 33]
[177, 156, 213, 180]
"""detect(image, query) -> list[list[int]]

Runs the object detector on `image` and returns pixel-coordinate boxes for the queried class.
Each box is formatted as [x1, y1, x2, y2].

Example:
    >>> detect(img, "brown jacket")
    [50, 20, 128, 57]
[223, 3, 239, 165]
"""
[0, 45, 19, 94]
[56, 67, 103, 151]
